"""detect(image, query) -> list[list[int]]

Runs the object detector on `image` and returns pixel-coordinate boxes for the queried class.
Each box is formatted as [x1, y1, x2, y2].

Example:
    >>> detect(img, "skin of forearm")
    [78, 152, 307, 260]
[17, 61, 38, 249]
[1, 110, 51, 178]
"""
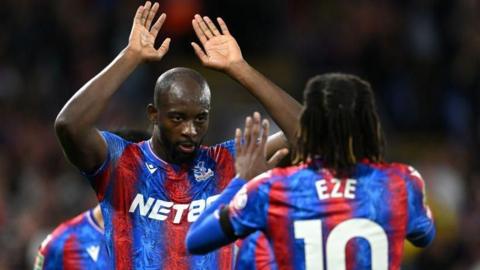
[226, 60, 302, 141]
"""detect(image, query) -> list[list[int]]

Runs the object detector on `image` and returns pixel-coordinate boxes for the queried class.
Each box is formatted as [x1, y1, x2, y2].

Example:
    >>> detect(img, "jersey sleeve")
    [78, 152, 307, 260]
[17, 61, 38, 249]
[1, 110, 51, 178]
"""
[221, 139, 236, 158]
[227, 173, 271, 238]
[82, 131, 128, 200]
[211, 139, 236, 160]
[404, 166, 435, 247]
[34, 234, 62, 270]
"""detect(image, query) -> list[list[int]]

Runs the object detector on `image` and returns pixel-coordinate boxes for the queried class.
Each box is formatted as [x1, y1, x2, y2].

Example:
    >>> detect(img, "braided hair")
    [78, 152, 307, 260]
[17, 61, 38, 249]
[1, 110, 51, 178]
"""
[294, 73, 385, 175]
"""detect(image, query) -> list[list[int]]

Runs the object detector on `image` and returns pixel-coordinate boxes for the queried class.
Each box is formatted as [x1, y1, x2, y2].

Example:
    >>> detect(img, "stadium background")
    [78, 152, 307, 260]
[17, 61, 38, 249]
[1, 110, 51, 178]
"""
[0, 0, 478, 269]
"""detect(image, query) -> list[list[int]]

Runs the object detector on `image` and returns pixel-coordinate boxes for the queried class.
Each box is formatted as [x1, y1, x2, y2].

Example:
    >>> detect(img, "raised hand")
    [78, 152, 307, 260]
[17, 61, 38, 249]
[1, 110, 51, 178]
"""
[234, 112, 289, 180]
[127, 1, 170, 61]
[191, 15, 244, 72]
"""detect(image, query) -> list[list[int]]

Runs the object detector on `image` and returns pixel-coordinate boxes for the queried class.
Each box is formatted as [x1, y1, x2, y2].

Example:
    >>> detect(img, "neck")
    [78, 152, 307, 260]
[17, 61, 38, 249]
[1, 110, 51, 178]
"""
[92, 205, 104, 230]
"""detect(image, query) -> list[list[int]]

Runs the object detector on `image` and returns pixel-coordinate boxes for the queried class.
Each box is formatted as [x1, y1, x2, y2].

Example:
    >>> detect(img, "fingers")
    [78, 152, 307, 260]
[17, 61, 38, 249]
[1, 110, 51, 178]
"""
[150, 13, 166, 38]
[247, 112, 261, 153]
[191, 15, 227, 47]
[194, 14, 214, 39]
[191, 42, 208, 64]
[217, 17, 230, 35]
[134, 5, 144, 25]
[145, 2, 159, 30]
[192, 19, 208, 45]
[235, 128, 243, 156]
[155, 38, 171, 58]
[259, 119, 270, 155]
[203, 16, 221, 36]
[140, 1, 152, 26]
[240, 112, 264, 153]
[136, 2, 163, 31]
[243, 116, 253, 147]
[267, 148, 289, 168]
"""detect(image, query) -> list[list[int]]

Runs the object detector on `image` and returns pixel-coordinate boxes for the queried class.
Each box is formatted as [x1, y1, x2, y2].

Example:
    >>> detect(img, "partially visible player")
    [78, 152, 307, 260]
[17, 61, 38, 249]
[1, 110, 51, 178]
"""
[186, 74, 435, 269]
[34, 130, 150, 270]
[33, 205, 110, 270]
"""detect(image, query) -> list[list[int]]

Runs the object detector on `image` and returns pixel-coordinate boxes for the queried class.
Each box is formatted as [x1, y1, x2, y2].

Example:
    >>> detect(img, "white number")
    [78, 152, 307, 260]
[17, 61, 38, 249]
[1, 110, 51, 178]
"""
[294, 220, 323, 269]
[294, 218, 388, 270]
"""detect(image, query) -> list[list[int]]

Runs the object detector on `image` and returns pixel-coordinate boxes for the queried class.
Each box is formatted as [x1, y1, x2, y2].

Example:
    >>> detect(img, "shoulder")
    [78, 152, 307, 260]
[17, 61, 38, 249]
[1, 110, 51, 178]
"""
[395, 164, 427, 195]
[387, 162, 425, 183]
[101, 131, 142, 154]
[367, 161, 426, 188]
[50, 212, 87, 240]
[247, 164, 310, 190]
[270, 164, 311, 178]
[198, 140, 236, 165]
[202, 140, 235, 157]
[101, 131, 128, 144]
[363, 161, 417, 176]
[39, 212, 87, 255]
[104, 130, 146, 160]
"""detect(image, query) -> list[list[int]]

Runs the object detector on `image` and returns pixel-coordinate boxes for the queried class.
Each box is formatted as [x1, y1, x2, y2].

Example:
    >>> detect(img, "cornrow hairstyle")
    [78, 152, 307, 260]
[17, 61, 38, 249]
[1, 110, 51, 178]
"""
[293, 73, 385, 176]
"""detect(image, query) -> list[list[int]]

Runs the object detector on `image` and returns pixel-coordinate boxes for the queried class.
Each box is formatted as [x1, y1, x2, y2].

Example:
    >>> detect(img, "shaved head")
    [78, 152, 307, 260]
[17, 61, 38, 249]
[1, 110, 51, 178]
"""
[154, 67, 211, 108]
[148, 67, 211, 164]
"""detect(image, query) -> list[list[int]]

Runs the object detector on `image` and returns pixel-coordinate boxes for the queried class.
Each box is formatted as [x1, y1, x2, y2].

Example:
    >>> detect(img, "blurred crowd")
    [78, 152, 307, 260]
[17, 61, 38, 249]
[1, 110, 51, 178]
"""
[0, 0, 479, 269]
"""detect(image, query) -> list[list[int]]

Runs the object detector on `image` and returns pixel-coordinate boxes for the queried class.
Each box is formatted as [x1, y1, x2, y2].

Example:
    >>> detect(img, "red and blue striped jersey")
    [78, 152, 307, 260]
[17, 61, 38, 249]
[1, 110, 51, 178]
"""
[235, 232, 277, 270]
[87, 131, 236, 269]
[34, 209, 110, 270]
[228, 160, 435, 270]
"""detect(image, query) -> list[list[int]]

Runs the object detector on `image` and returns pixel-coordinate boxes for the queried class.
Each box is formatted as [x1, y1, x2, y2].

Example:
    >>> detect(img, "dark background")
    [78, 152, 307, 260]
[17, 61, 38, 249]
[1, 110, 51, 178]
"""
[0, 0, 478, 269]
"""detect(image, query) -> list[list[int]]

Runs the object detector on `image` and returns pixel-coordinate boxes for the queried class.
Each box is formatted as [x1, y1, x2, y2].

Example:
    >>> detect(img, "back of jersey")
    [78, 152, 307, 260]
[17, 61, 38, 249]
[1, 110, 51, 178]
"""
[228, 160, 434, 270]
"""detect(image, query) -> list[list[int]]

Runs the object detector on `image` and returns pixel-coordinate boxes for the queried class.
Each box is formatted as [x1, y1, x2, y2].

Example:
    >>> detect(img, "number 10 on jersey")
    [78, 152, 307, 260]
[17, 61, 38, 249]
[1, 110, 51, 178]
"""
[294, 218, 388, 270]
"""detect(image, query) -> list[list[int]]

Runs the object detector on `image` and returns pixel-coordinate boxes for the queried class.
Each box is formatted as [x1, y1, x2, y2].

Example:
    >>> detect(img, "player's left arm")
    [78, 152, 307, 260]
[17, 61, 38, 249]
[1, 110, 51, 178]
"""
[405, 166, 436, 247]
[191, 15, 302, 157]
[186, 112, 286, 254]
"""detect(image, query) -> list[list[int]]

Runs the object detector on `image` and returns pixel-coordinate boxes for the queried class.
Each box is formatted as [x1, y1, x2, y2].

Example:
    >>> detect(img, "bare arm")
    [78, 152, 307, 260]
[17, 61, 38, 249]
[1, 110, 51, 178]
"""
[55, 2, 170, 172]
[191, 15, 302, 156]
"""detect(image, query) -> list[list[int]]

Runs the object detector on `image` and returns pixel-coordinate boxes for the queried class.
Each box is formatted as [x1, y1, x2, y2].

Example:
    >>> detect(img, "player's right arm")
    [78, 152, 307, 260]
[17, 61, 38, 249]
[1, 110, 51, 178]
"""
[191, 16, 302, 158]
[54, 2, 170, 173]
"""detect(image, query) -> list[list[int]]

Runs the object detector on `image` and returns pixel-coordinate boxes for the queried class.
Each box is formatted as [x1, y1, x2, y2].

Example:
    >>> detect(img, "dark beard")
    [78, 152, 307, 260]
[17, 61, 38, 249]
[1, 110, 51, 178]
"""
[160, 132, 200, 165]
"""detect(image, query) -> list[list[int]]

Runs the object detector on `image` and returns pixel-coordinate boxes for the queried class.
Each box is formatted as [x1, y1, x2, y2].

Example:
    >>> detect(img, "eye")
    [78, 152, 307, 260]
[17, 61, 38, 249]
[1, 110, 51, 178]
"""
[170, 115, 183, 123]
[195, 114, 208, 124]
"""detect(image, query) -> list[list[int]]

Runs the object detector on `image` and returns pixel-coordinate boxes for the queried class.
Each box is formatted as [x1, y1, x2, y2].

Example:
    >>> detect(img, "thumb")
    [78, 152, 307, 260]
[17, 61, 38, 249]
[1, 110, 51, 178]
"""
[156, 38, 171, 58]
[267, 148, 289, 169]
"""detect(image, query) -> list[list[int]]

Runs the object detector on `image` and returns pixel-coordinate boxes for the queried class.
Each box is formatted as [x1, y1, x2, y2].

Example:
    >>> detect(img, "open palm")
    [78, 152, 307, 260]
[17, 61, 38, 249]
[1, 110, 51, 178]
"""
[234, 112, 289, 180]
[128, 1, 170, 61]
[192, 15, 243, 71]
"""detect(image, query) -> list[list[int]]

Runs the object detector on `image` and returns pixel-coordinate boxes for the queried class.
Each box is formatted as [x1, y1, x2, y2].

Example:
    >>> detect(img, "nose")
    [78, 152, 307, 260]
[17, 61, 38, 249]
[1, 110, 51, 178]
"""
[181, 121, 197, 137]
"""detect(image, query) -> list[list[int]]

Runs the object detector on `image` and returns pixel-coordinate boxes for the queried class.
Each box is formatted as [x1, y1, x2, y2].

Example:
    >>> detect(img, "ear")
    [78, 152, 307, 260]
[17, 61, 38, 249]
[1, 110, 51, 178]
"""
[147, 103, 158, 125]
